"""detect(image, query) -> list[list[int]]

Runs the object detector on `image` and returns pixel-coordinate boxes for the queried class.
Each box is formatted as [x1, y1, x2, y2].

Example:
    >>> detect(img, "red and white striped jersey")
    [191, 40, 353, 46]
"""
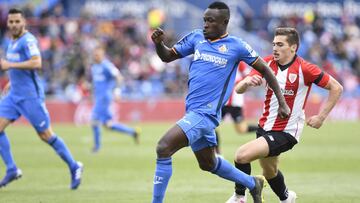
[225, 62, 250, 107]
[250, 55, 330, 141]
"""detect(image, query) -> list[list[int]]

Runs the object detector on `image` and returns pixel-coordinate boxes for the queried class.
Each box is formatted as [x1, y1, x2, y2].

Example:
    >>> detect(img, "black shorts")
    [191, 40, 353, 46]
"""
[221, 106, 244, 123]
[256, 127, 298, 157]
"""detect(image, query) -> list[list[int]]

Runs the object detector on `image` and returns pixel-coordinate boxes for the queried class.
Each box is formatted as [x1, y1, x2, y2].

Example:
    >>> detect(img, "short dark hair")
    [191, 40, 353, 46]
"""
[275, 27, 300, 51]
[208, 1, 230, 21]
[8, 8, 24, 16]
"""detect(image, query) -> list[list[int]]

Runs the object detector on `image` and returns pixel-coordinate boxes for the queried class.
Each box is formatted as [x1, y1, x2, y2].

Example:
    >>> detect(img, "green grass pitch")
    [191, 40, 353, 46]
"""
[0, 121, 359, 202]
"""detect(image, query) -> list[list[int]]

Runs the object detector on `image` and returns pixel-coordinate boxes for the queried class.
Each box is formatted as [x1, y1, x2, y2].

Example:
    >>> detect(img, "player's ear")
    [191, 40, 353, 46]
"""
[290, 44, 297, 53]
[224, 19, 229, 25]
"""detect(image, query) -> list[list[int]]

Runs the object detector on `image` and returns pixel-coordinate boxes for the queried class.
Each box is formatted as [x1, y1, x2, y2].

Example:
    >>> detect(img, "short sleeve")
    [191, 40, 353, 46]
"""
[105, 61, 120, 77]
[302, 61, 330, 87]
[173, 30, 198, 58]
[237, 40, 259, 66]
[248, 68, 262, 77]
[24, 38, 40, 58]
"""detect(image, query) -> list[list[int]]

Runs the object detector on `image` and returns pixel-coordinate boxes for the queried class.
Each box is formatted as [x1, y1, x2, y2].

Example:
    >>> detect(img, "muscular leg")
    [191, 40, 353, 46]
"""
[38, 126, 77, 170]
[194, 146, 255, 190]
[152, 124, 188, 203]
[0, 118, 16, 171]
[259, 156, 288, 201]
[233, 137, 269, 195]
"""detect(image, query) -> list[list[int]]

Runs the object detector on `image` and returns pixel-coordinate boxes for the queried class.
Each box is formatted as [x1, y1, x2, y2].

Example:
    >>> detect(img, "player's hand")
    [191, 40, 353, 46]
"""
[278, 103, 290, 119]
[151, 28, 165, 44]
[306, 115, 324, 129]
[0, 59, 10, 71]
[245, 75, 263, 87]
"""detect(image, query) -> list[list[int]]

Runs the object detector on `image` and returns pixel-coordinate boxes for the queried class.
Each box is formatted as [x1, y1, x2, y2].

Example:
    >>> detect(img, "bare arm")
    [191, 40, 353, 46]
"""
[1, 56, 41, 70]
[235, 75, 263, 94]
[151, 28, 179, 63]
[306, 76, 343, 129]
[251, 57, 290, 118]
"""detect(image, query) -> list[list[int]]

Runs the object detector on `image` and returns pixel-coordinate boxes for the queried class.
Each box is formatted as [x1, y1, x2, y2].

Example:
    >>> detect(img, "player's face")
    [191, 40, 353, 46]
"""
[203, 8, 227, 40]
[272, 35, 297, 64]
[93, 48, 105, 63]
[7, 13, 25, 38]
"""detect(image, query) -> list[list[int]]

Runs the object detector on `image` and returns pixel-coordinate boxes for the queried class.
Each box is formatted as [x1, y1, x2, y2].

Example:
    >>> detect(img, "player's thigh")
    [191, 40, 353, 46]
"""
[156, 124, 189, 157]
[234, 119, 248, 134]
[18, 98, 51, 133]
[194, 146, 217, 171]
[235, 136, 269, 163]
[259, 156, 279, 179]
[0, 96, 21, 131]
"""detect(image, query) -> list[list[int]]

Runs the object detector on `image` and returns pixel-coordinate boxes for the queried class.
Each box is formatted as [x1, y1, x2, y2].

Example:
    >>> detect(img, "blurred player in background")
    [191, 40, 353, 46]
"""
[90, 45, 139, 153]
[226, 27, 343, 203]
[150, 2, 290, 203]
[215, 62, 258, 155]
[0, 8, 83, 189]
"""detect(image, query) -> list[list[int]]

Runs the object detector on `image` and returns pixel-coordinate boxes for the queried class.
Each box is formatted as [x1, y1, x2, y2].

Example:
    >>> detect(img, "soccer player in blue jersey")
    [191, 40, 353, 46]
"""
[0, 8, 83, 189]
[150, 2, 290, 203]
[90, 46, 139, 152]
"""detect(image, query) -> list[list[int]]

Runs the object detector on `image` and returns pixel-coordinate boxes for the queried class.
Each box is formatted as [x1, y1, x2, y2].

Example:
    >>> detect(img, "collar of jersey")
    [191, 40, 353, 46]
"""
[12, 30, 28, 41]
[208, 32, 229, 43]
[277, 55, 297, 71]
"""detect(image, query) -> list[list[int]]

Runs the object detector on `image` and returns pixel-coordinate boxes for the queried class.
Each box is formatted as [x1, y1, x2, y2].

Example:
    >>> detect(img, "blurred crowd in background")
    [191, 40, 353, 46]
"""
[0, 0, 360, 102]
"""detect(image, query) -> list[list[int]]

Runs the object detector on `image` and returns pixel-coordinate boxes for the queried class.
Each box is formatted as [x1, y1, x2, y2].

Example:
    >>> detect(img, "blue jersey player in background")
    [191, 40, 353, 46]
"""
[0, 8, 83, 189]
[150, 2, 290, 203]
[90, 46, 139, 153]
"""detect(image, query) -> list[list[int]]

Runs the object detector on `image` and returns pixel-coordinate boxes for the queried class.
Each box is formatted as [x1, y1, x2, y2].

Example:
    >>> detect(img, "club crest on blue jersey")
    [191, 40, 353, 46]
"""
[218, 44, 228, 53]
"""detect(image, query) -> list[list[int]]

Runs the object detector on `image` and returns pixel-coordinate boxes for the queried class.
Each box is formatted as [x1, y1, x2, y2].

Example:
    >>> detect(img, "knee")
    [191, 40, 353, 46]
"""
[156, 140, 172, 158]
[38, 133, 50, 142]
[198, 159, 216, 172]
[235, 149, 251, 164]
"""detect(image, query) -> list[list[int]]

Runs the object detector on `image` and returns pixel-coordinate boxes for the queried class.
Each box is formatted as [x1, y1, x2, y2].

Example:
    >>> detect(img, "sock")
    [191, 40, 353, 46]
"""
[211, 157, 255, 190]
[247, 125, 258, 132]
[0, 132, 17, 171]
[152, 158, 172, 203]
[267, 170, 288, 201]
[47, 135, 77, 170]
[110, 123, 135, 136]
[234, 161, 251, 195]
[92, 125, 101, 150]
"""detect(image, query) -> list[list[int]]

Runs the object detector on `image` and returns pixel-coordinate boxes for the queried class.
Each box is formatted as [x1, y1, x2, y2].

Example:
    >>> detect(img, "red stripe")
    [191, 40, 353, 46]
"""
[271, 62, 300, 131]
[259, 60, 277, 128]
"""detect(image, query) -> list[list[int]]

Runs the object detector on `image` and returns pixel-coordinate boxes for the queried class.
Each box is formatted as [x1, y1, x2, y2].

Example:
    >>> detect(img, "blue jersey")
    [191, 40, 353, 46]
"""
[5, 32, 44, 102]
[173, 29, 258, 124]
[91, 59, 119, 104]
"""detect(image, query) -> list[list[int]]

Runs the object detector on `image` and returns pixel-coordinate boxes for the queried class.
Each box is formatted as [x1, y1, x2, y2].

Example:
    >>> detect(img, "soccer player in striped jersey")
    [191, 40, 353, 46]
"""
[226, 27, 343, 203]
[0, 8, 83, 189]
[150, 2, 290, 203]
[215, 62, 258, 155]
[90, 46, 139, 153]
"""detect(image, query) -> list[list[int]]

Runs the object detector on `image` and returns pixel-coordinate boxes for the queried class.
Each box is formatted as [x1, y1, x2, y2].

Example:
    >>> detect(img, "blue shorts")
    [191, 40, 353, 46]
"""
[92, 103, 112, 124]
[176, 111, 217, 152]
[0, 96, 50, 133]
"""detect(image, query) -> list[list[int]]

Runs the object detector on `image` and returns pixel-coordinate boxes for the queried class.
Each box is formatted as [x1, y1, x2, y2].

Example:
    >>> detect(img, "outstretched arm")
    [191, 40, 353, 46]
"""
[1, 56, 41, 70]
[151, 28, 179, 63]
[251, 57, 290, 119]
[306, 76, 343, 129]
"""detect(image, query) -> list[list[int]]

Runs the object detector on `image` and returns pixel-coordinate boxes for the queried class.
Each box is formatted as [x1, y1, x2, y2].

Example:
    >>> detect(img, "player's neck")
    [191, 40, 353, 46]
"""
[278, 54, 296, 66]
[12, 30, 27, 40]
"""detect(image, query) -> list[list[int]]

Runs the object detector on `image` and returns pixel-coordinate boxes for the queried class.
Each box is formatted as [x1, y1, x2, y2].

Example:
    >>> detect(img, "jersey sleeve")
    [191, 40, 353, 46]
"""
[23, 37, 40, 59]
[302, 61, 330, 87]
[236, 40, 259, 66]
[105, 61, 120, 78]
[173, 30, 198, 58]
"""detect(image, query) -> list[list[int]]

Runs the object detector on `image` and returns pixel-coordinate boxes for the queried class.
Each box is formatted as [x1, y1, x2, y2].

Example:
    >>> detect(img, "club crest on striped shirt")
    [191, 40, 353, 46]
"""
[288, 73, 297, 83]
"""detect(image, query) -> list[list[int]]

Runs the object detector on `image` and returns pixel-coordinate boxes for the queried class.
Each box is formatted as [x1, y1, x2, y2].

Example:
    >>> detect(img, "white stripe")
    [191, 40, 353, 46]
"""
[263, 68, 288, 131]
[284, 64, 307, 141]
